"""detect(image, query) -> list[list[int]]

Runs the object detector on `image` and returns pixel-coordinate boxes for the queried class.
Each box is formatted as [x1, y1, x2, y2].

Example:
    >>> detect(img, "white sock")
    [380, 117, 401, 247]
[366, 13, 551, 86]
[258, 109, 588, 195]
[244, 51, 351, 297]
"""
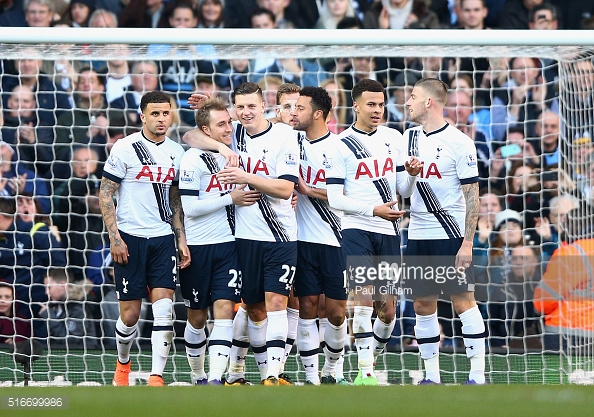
[151, 298, 174, 377]
[281, 307, 299, 373]
[335, 318, 348, 380]
[184, 321, 207, 382]
[208, 319, 233, 382]
[415, 312, 441, 383]
[372, 317, 396, 359]
[227, 306, 249, 383]
[352, 306, 374, 374]
[460, 306, 486, 384]
[115, 317, 137, 364]
[322, 319, 346, 377]
[297, 317, 320, 384]
[248, 317, 268, 380]
[265, 310, 288, 379]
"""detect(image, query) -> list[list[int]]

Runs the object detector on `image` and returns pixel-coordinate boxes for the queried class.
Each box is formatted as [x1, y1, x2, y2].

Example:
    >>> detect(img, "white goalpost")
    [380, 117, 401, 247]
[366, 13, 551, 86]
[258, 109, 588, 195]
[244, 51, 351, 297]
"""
[0, 27, 593, 386]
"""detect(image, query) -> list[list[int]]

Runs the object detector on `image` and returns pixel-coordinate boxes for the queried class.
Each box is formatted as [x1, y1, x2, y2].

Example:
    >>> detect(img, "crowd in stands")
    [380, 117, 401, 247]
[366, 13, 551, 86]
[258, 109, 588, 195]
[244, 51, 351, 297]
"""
[0, 0, 594, 353]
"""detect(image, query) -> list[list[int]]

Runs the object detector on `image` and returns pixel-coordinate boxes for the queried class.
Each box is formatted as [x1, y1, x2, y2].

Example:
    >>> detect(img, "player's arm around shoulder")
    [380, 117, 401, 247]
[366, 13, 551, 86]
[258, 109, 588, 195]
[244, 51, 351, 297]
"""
[182, 126, 239, 168]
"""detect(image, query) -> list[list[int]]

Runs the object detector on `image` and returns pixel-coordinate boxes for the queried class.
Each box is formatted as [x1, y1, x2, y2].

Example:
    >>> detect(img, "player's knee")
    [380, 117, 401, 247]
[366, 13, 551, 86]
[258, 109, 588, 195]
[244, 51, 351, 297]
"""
[187, 308, 208, 328]
[152, 298, 173, 325]
[414, 300, 437, 316]
[212, 300, 235, 320]
[247, 304, 267, 322]
[298, 296, 318, 318]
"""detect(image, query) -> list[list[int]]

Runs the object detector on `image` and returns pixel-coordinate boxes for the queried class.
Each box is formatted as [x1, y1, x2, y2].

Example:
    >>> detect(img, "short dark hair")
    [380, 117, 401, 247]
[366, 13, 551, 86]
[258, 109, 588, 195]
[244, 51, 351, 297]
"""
[195, 97, 229, 129]
[415, 77, 449, 106]
[140, 91, 172, 112]
[300, 86, 332, 120]
[0, 197, 16, 217]
[251, 7, 275, 24]
[47, 267, 69, 283]
[337, 16, 362, 29]
[232, 82, 263, 104]
[351, 79, 385, 102]
[529, 2, 558, 22]
[78, 66, 106, 88]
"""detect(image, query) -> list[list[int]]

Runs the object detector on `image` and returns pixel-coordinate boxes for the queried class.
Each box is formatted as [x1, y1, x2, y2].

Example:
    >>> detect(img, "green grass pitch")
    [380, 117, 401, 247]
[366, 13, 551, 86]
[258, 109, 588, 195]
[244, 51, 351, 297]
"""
[2, 385, 594, 417]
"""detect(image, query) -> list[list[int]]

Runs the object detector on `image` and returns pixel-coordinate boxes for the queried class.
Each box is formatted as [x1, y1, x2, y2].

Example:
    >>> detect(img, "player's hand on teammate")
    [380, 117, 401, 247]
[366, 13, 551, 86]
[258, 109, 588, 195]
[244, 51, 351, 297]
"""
[231, 184, 261, 206]
[405, 157, 423, 176]
[218, 167, 250, 185]
[187, 92, 211, 110]
[294, 175, 311, 196]
[373, 201, 405, 221]
[218, 145, 239, 168]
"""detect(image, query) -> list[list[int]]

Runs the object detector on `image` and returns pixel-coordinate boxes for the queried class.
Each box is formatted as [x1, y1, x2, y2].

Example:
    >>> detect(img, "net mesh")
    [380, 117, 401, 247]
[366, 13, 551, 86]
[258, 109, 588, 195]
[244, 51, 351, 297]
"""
[0, 34, 593, 385]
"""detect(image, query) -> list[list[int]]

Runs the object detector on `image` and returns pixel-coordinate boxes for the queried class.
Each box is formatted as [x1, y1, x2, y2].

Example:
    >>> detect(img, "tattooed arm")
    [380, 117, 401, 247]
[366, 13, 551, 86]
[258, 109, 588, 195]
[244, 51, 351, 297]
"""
[169, 184, 191, 269]
[455, 182, 479, 270]
[99, 177, 129, 265]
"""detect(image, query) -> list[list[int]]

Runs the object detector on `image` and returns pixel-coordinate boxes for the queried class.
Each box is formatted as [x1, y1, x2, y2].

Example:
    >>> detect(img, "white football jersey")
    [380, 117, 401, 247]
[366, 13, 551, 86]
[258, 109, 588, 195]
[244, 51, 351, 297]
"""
[103, 131, 185, 238]
[231, 121, 299, 242]
[179, 148, 235, 245]
[296, 131, 342, 247]
[405, 123, 479, 240]
[325, 125, 408, 235]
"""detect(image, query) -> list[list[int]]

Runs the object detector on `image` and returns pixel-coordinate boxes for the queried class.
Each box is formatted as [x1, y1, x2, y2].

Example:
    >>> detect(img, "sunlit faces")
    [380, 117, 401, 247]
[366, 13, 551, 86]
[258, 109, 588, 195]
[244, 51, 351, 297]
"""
[509, 57, 539, 87]
[234, 92, 266, 132]
[351, 57, 374, 76]
[71, 148, 98, 178]
[202, 109, 233, 146]
[510, 165, 534, 193]
[530, 9, 557, 30]
[76, 70, 105, 99]
[570, 59, 594, 92]
[509, 246, 539, 281]
[460, 0, 487, 29]
[354, 91, 385, 132]
[479, 193, 501, 223]
[535, 111, 559, 147]
[276, 92, 300, 126]
[251, 12, 275, 28]
[71, 1, 92, 26]
[444, 90, 472, 125]
[405, 86, 429, 125]
[200, 0, 223, 27]
[16, 57, 42, 77]
[44, 277, 67, 302]
[498, 220, 523, 246]
[169, 6, 198, 28]
[290, 95, 318, 132]
[25, 2, 53, 27]
[7, 86, 36, 118]
[328, 0, 350, 18]
[258, 0, 289, 17]
[141, 102, 173, 140]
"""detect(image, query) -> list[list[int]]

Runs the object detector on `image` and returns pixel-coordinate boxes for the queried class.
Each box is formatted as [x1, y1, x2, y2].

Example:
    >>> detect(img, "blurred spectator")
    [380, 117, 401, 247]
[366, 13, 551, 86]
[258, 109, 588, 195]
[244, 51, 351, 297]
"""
[55, 67, 115, 164]
[579, 153, 594, 204]
[39, 267, 98, 349]
[198, 0, 224, 28]
[53, 146, 100, 227]
[120, 0, 164, 28]
[0, 197, 66, 338]
[528, 2, 558, 29]
[23, 0, 56, 27]
[224, 0, 318, 28]
[534, 193, 579, 262]
[498, 0, 544, 29]
[88, 7, 118, 27]
[257, 75, 284, 117]
[534, 205, 594, 350]
[533, 110, 559, 168]
[444, 89, 491, 185]
[320, 77, 349, 133]
[62, 0, 95, 27]
[104, 45, 132, 103]
[459, 0, 489, 29]
[1, 54, 72, 126]
[550, 0, 594, 29]
[250, 6, 275, 28]
[258, 0, 294, 28]
[386, 71, 418, 133]
[0, 282, 31, 344]
[317, 0, 356, 29]
[491, 56, 556, 142]
[505, 161, 541, 227]
[488, 244, 543, 349]
[109, 60, 160, 129]
[0, 140, 51, 214]
[218, 59, 252, 91]
[449, 73, 491, 141]
[570, 134, 593, 183]
[363, 0, 439, 29]
[269, 82, 300, 125]
[16, 192, 60, 242]
[1, 85, 54, 179]
[564, 58, 594, 145]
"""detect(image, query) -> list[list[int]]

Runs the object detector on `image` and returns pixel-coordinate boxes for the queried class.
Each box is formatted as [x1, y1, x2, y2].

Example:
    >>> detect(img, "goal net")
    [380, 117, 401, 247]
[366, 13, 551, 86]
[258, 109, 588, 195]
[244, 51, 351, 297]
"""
[0, 27, 593, 386]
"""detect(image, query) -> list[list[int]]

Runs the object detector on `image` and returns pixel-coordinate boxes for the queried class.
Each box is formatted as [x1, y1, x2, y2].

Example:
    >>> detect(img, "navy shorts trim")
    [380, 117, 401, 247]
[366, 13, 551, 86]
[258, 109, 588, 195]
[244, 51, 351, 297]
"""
[403, 238, 475, 298]
[180, 241, 242, 310]
[294, 241, 347, 301]
[114, 231, 177, 301]
[236, 239, 297, 304]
